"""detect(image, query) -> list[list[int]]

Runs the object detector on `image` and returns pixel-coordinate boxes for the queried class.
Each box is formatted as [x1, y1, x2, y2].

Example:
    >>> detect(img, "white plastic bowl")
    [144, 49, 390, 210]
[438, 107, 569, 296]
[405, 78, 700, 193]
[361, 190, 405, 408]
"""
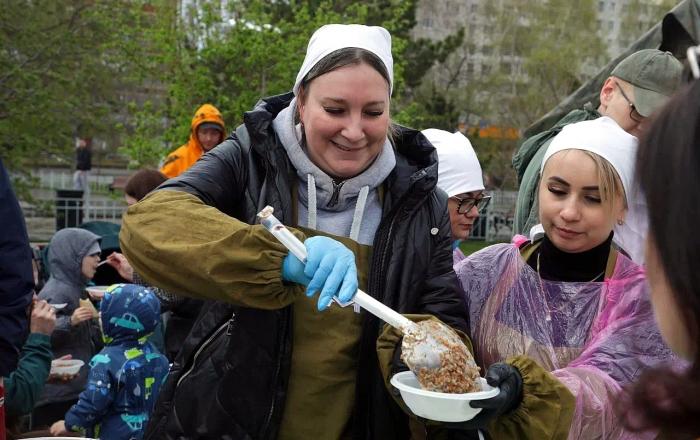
[390, 371, 499, 422]
[50, 359, 84, 375]
[86, 285, 110, 299]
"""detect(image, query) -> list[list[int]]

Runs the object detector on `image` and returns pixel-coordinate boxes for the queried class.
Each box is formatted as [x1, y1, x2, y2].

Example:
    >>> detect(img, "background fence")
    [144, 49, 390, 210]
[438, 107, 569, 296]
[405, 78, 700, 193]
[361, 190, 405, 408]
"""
[23, 168, 519, 244]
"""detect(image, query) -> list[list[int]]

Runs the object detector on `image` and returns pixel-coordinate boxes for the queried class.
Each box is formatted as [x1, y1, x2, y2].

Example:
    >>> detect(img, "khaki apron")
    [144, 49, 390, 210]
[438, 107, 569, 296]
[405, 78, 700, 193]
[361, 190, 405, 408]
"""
[278, 220, 372, 440]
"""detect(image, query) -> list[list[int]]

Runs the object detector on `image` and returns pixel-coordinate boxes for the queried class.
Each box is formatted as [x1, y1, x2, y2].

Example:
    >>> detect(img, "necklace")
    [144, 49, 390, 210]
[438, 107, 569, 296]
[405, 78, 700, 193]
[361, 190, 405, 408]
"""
[536, 251, 605, 322]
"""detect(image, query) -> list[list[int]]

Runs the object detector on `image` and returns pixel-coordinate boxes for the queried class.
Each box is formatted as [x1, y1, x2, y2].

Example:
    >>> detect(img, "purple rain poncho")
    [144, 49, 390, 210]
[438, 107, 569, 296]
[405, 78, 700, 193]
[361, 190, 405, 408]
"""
[454, 241, 673, 439]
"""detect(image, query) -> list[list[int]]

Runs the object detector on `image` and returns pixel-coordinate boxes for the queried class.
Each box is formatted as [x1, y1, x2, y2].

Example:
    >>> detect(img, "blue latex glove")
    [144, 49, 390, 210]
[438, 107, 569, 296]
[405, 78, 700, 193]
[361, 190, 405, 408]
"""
[281, 236, 358, 311]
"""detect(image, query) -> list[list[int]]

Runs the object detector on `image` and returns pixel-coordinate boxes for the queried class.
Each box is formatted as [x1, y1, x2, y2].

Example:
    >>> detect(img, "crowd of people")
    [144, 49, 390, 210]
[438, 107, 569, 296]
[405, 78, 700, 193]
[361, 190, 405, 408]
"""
[1, 22, 700, 440]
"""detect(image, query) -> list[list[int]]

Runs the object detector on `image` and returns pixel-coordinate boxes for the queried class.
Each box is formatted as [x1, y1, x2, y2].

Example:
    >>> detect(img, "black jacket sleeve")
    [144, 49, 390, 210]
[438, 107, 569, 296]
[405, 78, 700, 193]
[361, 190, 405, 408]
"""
[416, 191, 469, 335]
[158, 136, 249, 217]
[0, 158, 34, 376]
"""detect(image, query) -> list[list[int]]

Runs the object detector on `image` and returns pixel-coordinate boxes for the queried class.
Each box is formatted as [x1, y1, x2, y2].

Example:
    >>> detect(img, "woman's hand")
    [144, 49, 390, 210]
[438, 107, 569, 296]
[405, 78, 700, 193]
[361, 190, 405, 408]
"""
[106, 252, 134, 282]
[30, 299, 56, 335]
[281, 236, 358, 311]
[49, 420, 69, 436]
[70, 306, 94, 326]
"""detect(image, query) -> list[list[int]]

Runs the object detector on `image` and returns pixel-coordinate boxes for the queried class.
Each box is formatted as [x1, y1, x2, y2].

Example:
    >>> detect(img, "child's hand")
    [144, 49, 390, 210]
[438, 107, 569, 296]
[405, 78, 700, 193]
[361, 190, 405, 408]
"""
[106, 252, 134, 282]
[71, 306, 94, 326]
[50, 420, 69, 436]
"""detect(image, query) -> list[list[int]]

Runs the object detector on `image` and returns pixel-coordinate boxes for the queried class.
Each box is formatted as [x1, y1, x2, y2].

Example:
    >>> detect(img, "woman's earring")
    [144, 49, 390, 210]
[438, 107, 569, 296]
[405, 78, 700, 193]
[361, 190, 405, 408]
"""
[617, 219, 624, 226]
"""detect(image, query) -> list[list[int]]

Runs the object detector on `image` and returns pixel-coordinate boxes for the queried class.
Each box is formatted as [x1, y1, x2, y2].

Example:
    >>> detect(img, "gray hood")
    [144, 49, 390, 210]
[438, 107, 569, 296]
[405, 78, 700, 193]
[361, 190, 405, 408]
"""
[272, 98, 395, 244]
[37, 227, 101, 405]
[39, 228, 100, 309]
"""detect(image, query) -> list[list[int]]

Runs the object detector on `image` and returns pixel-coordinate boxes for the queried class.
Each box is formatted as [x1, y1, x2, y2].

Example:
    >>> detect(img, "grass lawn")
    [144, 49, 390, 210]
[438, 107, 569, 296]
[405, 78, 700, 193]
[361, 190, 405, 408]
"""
[457, 240, 501, 257]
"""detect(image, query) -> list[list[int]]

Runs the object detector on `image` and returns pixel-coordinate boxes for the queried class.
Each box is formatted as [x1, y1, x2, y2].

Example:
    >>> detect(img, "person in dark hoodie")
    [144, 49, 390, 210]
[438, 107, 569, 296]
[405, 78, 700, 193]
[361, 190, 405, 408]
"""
[0, 156, 34, 440]
[33, 228, 103, 428]
[50, 284, 169, 439]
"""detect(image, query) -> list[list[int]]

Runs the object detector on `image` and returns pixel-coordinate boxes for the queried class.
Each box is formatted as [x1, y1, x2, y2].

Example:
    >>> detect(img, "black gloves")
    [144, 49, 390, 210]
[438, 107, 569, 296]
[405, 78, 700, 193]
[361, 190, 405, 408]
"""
[448, 362, 524, 431]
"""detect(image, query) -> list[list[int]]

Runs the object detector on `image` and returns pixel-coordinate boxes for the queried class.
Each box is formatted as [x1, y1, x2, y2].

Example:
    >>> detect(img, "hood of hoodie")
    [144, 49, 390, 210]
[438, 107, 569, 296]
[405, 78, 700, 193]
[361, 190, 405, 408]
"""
[100, 284, 161, 345]
[189, 103, 226, 153]
[47, 227, 100, 287]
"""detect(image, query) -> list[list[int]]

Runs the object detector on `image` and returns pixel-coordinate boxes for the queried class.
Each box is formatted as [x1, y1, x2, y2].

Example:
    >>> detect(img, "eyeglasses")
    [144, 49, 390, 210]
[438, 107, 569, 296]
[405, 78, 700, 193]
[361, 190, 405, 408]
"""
[451, 195, 491, 215]
[614, 81, 644, 123]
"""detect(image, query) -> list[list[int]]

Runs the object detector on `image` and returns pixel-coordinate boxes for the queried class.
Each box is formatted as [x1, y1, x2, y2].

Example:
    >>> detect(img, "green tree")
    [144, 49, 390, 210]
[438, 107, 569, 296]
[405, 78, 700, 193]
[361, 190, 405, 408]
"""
[121, 0, 466, 166]
[619, 0, 678, 48]
[480, 0, 606, 129]
[0, 1, 152, 175]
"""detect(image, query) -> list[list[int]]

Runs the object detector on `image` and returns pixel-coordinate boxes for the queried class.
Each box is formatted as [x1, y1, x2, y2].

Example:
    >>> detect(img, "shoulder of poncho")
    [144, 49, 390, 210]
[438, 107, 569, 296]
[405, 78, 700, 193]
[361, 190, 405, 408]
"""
[455, 242, 519, 274]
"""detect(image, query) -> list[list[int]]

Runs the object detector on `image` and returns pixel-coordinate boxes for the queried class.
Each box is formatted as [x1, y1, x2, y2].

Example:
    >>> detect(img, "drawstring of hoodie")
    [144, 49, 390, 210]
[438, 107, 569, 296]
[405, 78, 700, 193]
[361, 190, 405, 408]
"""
[306, 174, 369, 242]
[307, 174, 317, 230]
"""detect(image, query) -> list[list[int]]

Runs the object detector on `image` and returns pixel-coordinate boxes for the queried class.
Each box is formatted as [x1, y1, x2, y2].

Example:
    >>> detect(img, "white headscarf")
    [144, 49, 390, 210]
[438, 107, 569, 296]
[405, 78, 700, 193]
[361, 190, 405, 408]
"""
[293, 24, 393, 96]
[539, 116, 647, 263]
[423, 129, 484, 197]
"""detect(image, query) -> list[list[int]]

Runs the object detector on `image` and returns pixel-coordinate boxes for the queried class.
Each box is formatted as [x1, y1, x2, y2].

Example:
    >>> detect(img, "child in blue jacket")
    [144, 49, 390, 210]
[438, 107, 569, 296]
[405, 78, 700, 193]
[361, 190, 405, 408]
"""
[50, 284, 169, 439]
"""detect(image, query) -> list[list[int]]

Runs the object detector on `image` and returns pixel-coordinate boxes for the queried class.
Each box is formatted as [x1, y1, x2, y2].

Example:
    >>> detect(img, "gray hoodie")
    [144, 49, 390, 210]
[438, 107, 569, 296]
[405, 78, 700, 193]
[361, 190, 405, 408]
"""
[37, 227, 102, 406]
[272, 99, 396, 245]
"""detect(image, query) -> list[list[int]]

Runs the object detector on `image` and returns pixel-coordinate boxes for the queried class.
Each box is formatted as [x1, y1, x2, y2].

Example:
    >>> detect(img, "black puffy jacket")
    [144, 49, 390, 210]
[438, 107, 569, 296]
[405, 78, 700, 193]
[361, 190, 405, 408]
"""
[144, 93, 468, 440]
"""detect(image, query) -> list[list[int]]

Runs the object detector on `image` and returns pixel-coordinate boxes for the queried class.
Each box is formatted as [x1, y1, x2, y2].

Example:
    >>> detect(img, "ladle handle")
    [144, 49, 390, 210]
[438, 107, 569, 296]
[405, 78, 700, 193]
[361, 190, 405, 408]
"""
[258, 206, 416, 332]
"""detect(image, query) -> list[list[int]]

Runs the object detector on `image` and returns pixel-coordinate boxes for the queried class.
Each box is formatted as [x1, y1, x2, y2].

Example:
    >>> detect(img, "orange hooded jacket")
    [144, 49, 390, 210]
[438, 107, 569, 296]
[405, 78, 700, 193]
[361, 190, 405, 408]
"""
[160, 104, 226, 178]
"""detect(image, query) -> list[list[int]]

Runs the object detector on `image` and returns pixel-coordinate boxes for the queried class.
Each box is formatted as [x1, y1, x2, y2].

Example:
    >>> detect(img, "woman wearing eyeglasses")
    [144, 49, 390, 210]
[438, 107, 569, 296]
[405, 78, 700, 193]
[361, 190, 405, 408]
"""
[422, 129, 490, 248]
[452, 117, 672, 439]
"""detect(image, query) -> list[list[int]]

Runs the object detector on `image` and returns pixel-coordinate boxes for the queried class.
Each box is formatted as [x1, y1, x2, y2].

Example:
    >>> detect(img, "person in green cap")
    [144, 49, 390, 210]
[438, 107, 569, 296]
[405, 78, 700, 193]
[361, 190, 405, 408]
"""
[512, 49, 683, 256]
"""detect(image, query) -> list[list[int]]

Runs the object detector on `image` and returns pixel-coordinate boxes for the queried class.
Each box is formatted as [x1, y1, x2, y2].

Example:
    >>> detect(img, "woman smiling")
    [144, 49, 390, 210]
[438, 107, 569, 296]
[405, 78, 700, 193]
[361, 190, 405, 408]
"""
[121, 24, 467, 439]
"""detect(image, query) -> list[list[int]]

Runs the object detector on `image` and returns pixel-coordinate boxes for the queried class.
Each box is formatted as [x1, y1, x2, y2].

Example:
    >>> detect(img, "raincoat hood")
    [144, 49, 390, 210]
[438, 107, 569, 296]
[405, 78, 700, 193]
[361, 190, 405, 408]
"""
[47, 227, 100, 287]
[161, 104, 226, 178]
[100, 284, 161, 344]
[189, 103, 225, 151]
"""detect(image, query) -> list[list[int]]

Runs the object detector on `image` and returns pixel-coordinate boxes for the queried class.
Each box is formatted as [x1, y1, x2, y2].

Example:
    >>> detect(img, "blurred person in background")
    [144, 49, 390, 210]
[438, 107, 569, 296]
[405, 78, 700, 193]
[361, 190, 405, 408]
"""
[618, 76, 700, 438]
[513, 49, 683, 263]
[160, 104, 226, 178]
[423, 128, 489, 255]
[0, 157, 34, 440]
[33, 229, 103, 429]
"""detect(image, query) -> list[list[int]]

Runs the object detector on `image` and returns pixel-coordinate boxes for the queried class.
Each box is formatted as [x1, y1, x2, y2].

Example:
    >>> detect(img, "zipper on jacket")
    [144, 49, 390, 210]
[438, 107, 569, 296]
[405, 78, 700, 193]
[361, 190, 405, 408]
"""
[327, 180, 345, 207]
[176, 314, 235, 388]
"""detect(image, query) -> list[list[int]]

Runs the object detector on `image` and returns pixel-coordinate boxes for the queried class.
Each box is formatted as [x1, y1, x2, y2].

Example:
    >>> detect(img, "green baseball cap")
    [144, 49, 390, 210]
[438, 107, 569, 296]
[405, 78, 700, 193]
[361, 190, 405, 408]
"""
[611, 49, 683, 117]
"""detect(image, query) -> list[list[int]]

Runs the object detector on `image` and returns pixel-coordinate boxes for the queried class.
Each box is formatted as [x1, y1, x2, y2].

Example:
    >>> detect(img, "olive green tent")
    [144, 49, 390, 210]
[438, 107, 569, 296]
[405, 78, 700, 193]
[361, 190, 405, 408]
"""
[524, 0, 700, 138]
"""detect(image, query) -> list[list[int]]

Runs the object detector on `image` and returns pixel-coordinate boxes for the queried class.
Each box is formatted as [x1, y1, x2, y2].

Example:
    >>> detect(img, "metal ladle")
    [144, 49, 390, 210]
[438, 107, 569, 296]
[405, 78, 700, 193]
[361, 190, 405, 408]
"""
[257, 206, 475, 391]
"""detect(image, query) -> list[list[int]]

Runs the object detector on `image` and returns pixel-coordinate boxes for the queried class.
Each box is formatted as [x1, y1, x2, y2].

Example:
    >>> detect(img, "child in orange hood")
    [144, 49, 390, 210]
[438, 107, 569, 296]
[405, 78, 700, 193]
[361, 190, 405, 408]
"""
[160, 104, 226, 178]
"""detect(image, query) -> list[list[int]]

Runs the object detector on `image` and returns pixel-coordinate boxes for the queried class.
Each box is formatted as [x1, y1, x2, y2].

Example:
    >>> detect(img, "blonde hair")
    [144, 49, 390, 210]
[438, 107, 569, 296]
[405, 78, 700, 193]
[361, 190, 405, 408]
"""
[581, 150, 627, 211]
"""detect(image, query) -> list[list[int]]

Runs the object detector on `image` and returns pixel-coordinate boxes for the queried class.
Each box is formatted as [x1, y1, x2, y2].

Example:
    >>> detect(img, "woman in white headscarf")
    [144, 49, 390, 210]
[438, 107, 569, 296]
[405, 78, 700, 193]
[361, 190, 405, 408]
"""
[423, 129, 490, 252]
[120, 24, 468, 439]
[453, 117, 673, 439]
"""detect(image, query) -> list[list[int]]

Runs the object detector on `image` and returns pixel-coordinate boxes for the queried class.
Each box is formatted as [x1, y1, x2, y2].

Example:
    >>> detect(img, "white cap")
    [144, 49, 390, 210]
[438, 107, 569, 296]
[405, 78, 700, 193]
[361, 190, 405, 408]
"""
[423, 129, 485, 197]
[542, 116, 638, 205]
[293, 24, 393, 96]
